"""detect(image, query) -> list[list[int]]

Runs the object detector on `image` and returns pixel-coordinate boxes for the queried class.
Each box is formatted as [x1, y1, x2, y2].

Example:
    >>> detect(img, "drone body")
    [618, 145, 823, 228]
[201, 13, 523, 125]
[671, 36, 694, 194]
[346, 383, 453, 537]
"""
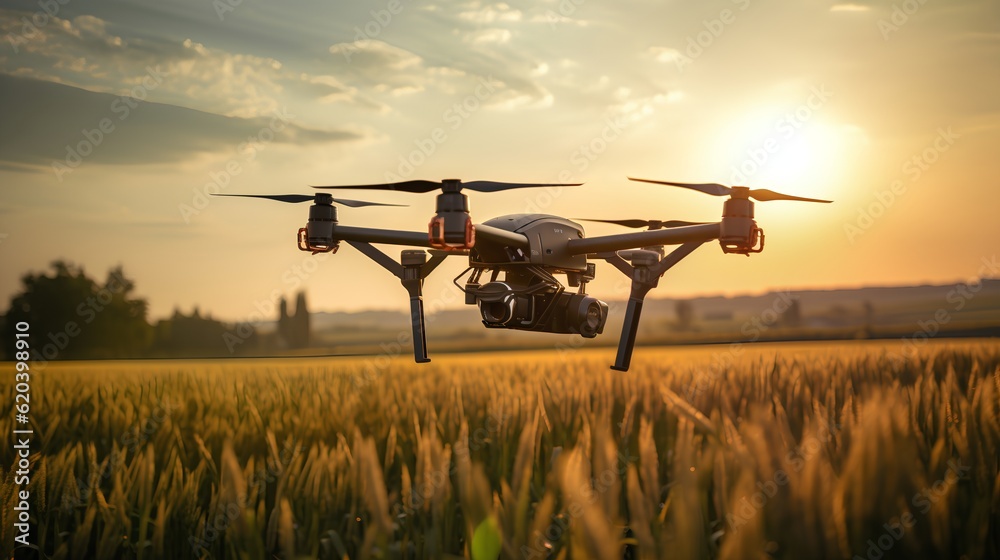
[460, 213, 607, 340]
[217, 178, 830, 370]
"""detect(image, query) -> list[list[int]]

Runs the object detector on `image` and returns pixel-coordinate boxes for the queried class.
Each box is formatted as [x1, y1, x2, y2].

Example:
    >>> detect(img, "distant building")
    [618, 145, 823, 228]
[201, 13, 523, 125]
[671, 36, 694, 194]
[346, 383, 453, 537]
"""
[278, 291, 311, 348]
[675, 300, 695, 330]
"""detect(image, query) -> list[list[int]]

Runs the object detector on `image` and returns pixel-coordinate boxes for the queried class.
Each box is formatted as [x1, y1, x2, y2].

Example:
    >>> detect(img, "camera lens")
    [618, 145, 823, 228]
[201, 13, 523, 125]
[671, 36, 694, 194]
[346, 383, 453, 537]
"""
[584, 302, 602, 331]
[482, 301, 512, 324]
[475, 282, 518, 326]
[563, 295, 608, 337]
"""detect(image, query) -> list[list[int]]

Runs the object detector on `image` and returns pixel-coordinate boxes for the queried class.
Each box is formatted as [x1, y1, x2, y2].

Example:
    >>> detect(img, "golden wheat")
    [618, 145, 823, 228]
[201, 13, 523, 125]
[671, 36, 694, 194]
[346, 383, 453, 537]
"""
[1, 340, 998, 559]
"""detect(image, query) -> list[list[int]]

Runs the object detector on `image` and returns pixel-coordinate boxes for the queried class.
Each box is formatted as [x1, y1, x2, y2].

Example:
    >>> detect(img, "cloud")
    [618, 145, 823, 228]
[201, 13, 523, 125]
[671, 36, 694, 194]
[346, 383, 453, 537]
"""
[457, 2, 523, 24]
[328, 39, 446, 97]
[527, 12, 589, 27]
[465, 28, 513, 44]
[0, 8, 384, 118]
[329, 39, 423, 71]
[4, 2, 559, 120]
[294, 73, 389, 112]
[830, 4, 871, 12]
[361, 4, 559, 109]
[327, 38, 551, 108]
[0, 74, 363, 168]
[647, 46, 685, 65]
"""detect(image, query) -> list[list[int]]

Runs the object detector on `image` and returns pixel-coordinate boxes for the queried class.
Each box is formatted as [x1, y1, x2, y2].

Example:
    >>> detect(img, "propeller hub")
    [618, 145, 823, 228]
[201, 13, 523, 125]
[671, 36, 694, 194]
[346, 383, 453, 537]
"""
[730, 186, 751, 199]
[315, 192, 334, 205]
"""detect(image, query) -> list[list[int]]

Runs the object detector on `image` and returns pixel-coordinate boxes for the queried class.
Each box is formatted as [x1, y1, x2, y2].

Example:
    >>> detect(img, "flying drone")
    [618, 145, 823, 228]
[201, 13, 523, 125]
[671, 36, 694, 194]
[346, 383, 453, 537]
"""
[216, 177, 830, 371]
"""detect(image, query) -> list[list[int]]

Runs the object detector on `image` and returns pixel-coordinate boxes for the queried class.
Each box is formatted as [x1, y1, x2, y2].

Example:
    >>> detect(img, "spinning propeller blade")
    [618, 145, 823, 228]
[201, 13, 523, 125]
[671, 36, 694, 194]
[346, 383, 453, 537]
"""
[461, 180, 583, 192]
[627, 177, 832, 203]
[312, 179, 582, 193]
[576, 218, 709, 229]
[212, 193, 405, 207]
[311, 180, 442, 193]
[740, 189, 832, 203]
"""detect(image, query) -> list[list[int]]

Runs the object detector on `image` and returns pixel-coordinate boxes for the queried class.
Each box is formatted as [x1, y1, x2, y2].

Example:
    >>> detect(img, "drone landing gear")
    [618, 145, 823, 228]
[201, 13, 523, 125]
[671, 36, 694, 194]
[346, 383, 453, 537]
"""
[346, 242, 450, 363]
[599, 241, 705, 372]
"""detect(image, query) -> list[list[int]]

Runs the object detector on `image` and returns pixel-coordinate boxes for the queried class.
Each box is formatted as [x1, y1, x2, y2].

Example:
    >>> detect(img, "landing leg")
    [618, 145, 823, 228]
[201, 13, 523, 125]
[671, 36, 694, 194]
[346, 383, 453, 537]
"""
[605, 241, 705, 372]
[613, 298, 648, 371]
[401, 251, 431, 363]
[346, 242, 449, 363]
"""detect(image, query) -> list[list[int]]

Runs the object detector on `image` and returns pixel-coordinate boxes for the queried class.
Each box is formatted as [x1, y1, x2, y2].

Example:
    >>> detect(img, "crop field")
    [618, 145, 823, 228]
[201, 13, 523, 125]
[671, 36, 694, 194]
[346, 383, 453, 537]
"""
[1, 340, 999, 559]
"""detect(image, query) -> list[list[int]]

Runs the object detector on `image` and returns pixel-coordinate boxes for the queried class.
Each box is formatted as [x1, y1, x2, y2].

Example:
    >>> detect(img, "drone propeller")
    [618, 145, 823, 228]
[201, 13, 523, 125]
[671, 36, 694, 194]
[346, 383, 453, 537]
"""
[577, 218, 709, 230]
[627, 177, 832, 203]
[312, 179, 582, 193]
[212, 193, 406, 208]
[312, 179, 581, 251]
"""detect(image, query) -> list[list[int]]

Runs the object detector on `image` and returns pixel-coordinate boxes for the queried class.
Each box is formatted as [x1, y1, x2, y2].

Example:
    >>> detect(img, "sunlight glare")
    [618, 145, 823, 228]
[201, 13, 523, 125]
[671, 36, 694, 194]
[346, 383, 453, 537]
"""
[719, 109, 865, 201]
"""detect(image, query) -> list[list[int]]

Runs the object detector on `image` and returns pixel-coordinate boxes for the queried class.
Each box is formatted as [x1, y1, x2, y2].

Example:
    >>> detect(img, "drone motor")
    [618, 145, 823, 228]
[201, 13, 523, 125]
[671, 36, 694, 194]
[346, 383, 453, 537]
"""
[297, 193, 340, 254]
[719, 188, 764, 255]
[429, 181, 475, 250]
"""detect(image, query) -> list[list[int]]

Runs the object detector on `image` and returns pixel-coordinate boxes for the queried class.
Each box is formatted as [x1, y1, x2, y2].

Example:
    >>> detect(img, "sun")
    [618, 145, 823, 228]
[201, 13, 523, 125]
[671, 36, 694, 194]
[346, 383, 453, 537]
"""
[717, 108, 865, 200]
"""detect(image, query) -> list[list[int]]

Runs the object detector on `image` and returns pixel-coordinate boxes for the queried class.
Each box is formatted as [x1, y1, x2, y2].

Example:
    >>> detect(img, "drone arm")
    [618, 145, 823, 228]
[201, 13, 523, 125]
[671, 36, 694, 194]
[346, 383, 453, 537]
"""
[332, 225, 433, 247]
[329, 224, 528, 250]
[346, 241, 403, 277]
[422, 253, 450, 276]
[566, 223, 720, 255]
[652, 240, 704, 275]
[594, 251, 634, 277]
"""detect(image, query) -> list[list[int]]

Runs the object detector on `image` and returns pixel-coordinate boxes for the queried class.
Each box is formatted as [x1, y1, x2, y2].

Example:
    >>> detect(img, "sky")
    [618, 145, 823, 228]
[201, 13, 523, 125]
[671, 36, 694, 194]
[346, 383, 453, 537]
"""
[1, 0, 998, 322]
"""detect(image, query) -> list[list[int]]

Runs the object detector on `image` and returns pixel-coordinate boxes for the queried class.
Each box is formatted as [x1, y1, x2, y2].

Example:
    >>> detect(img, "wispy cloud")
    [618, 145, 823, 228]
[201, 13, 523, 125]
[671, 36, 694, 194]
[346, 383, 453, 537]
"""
[830, 4, 871, 12]
[0, 8, 387, 118]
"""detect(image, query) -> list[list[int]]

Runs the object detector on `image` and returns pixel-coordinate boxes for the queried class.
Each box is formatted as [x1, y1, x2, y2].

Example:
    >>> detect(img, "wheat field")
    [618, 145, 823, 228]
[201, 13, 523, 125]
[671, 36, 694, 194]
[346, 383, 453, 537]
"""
[1, 340, 998, 559]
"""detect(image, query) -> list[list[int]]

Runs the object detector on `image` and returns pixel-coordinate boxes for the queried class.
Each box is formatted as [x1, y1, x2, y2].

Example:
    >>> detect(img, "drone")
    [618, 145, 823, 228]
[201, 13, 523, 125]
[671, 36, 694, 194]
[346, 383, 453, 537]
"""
[216, 177, 830, 371]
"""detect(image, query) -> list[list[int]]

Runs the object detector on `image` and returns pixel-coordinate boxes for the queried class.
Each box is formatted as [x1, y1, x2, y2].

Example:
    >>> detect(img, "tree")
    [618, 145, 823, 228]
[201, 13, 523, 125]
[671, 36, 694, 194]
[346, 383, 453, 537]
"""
[150, 307, 248, 357]
[3, 261, 151, 360]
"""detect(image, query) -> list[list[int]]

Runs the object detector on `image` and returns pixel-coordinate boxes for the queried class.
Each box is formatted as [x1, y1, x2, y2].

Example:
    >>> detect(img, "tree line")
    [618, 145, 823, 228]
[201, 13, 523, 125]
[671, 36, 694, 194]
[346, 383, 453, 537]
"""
[1, 261, 269, 361]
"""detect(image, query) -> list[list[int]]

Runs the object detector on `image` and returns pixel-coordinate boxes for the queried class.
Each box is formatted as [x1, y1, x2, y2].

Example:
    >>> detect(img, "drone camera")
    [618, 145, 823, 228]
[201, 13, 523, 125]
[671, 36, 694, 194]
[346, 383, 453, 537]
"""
[471, 280, 608, 337]
[560, 294, 609, 337]
[475, 282, 532, 326]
